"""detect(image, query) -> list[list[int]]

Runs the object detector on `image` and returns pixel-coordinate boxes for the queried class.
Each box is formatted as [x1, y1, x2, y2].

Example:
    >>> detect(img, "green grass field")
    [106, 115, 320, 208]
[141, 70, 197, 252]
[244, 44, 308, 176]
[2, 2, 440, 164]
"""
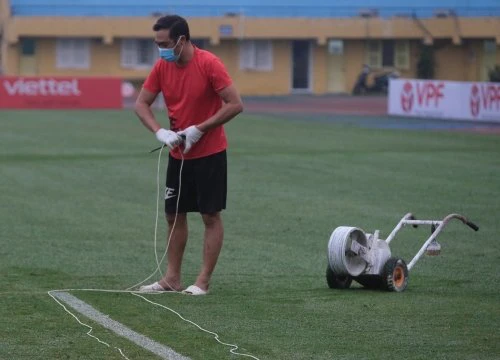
[1, 110, 499, 360]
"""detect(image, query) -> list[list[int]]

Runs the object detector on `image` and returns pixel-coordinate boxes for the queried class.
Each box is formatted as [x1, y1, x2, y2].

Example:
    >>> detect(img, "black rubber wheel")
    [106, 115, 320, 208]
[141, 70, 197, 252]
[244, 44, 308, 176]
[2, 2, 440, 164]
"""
[355, 275, 383, 289]
[326, 265, 352, 289]
[382, 258, 409, 292]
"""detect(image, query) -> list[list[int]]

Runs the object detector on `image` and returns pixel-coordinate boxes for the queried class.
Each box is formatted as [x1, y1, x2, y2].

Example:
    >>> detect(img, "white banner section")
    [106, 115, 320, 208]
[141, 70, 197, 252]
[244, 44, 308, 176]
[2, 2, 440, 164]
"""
[389, 79, 500, 122]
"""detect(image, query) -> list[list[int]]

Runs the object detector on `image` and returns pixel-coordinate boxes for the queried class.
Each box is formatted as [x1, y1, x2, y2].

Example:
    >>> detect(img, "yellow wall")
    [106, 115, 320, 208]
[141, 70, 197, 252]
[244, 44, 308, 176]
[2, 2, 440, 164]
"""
[6, 36, 496, 95]
[209, 40, 293, 96]
[2, 13, 499, 94]
[433, 39, 498, 82]
[434, 41, 469, 81]
[463, 40, 482, 82]
[313, 42, 326, 94]
[405, 41, 419, 79]
[5, 16, 500, 45]
[20, 37, 295, 95]
[4, 42, 18, 74]
[0, 0, 9, 74]
[35, 39, 141, 78]
[344, 41, 366, 93]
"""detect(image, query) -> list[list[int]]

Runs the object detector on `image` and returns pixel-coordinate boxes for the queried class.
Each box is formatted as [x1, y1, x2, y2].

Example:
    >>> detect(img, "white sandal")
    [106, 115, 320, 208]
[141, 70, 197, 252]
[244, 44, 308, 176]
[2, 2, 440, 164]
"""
[138, 282, 175, 293]
[182, 285, 208, 296]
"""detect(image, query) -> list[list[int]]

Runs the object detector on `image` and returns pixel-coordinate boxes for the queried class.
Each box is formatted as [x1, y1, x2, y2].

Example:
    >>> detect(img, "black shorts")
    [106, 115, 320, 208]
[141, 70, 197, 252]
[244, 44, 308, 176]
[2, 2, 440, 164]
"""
[165, 150, 227, 214]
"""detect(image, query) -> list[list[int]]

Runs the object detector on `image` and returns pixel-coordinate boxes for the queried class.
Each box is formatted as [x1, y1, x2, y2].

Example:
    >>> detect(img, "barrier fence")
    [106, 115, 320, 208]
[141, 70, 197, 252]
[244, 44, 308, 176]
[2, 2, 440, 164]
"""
[2, 76, 499, 123]
[389, 79, 500, 122]
[0, 77, 122, 109]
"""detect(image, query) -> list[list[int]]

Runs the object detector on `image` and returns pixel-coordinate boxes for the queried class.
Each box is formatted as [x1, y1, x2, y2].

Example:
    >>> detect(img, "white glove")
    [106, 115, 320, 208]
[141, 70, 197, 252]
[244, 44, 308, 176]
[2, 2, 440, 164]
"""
[155, 128, 182, 150]
[177, 126, 204, 154]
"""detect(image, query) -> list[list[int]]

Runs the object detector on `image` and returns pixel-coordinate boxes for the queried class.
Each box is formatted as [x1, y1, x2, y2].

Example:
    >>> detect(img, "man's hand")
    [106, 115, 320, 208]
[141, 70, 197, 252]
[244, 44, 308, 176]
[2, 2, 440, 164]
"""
[177, 126, 204, 154]
[155, 128, 183, 150]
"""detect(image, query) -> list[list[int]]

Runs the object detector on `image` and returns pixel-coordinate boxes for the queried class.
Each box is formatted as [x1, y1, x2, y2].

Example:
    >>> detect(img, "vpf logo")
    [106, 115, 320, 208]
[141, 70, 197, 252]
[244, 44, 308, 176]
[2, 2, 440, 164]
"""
[401, 81, 414, 112]
[470, 84, 480, 117]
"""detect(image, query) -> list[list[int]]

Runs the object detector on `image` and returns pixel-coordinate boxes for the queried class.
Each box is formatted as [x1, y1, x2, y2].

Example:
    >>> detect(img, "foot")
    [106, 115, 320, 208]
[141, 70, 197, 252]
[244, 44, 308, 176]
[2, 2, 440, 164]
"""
[182, 285, 208, 296]
[158, 278, 183, 291]
[137, 281, 182, 293]
[193, 275, 210, 293]
[138, 282, 173, 293]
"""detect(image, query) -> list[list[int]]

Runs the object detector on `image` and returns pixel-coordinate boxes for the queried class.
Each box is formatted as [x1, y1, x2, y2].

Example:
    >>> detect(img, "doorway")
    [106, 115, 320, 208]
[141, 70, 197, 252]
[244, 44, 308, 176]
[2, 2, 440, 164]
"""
[327, 39, 346, 93]
[291, 40, 312, 92]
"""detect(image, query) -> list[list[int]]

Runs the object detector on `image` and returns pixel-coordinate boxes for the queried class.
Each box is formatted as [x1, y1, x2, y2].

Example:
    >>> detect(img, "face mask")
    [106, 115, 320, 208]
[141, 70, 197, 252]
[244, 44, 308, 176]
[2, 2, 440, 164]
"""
[158, 37, 184, 63]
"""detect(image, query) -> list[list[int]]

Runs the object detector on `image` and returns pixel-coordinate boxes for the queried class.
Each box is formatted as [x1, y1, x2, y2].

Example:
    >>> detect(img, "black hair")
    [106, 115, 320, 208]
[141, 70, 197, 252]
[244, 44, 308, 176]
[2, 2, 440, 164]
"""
[153, 15, 190, 41]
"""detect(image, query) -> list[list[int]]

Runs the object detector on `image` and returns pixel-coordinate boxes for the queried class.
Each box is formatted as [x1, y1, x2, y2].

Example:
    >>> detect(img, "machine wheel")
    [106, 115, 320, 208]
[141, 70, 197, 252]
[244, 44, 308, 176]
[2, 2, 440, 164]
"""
[382, 258, 408, 292]
[326, 265, 352, 289]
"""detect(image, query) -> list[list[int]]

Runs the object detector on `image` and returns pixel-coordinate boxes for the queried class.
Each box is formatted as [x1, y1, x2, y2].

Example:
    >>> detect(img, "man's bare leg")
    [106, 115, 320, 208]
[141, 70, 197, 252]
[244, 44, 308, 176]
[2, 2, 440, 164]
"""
[194, 212, 224, 291]
[158, 213, 188, 291]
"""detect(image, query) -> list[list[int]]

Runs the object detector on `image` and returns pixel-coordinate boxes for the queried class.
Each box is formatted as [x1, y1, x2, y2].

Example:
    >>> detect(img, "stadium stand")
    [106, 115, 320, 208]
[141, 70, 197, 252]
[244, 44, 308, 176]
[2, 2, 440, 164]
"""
[9, 0, 500, 18]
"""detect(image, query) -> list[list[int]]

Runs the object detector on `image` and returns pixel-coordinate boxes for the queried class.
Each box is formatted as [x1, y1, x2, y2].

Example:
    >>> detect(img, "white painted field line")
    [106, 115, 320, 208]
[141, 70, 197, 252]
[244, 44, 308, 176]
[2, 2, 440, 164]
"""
[132, 293, 261, 360]
[49, 291, 190, 360]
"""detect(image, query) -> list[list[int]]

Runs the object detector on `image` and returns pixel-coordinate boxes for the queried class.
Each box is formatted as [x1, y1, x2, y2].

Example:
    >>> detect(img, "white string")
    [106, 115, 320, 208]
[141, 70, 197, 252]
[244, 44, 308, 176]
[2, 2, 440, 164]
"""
[47, 290, 131, 360]
[132, 293, 261, 360]
[126, 145, 184, 292]
[47, 145, 260, 360]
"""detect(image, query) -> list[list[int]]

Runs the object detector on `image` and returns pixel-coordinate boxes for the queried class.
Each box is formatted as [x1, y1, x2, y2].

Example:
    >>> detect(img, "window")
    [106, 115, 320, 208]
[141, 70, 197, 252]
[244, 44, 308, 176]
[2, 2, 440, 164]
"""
[395, 41, 410, 69]
[484, 39, 497, 53]
[381, 40, 395, 67]
[121, 39, 158, 69]
[367, 41, 382, 68]
[482, 39, 497, 81]
[21, 38, 36, 56]
[56, 38, 90, 69]
[239, 40, 273, 71]
[366, 40, 409, 69]
[328, 39, 344, 55]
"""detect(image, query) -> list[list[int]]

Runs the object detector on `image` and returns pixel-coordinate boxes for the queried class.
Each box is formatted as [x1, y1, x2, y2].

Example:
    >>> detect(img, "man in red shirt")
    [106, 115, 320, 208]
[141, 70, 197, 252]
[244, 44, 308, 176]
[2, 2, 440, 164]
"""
[134, 15, 243, 295]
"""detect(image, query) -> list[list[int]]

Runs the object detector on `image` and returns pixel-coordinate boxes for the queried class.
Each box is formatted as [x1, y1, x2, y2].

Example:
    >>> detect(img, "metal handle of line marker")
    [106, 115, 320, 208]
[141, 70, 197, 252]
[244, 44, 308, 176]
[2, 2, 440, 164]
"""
[403, 220, 443, 226]
[465, 220, 479, 232]
[385, 212, 415, 245]
[407, 213, 479, 271]
[386, 214, 445, 245]
[150, 134, 186, 153]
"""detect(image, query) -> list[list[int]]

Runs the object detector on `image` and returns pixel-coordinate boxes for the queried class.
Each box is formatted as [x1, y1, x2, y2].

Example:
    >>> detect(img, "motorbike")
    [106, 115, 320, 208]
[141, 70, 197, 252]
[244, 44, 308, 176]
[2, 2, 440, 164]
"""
[352, 65, 400, 95]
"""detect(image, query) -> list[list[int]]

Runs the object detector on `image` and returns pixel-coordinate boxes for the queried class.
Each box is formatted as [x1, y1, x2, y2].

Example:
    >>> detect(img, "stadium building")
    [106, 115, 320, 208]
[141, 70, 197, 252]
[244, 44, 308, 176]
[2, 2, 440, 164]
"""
[0, 0, 499, 95]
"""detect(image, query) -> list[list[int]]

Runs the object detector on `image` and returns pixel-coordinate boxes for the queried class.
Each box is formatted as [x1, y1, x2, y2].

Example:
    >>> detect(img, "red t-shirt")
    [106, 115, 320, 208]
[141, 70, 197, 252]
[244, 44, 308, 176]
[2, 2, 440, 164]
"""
[143, 47, 232, 159]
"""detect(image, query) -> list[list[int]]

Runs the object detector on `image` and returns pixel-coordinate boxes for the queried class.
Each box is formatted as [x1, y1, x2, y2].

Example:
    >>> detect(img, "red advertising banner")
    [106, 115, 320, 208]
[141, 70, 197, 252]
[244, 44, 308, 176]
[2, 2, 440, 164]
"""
[0, 77, 122, 109]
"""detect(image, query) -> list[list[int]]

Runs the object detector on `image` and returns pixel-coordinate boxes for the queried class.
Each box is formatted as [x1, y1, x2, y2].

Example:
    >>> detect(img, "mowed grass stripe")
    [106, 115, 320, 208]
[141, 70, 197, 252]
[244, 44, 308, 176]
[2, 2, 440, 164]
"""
[0, 110, 499, 360]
